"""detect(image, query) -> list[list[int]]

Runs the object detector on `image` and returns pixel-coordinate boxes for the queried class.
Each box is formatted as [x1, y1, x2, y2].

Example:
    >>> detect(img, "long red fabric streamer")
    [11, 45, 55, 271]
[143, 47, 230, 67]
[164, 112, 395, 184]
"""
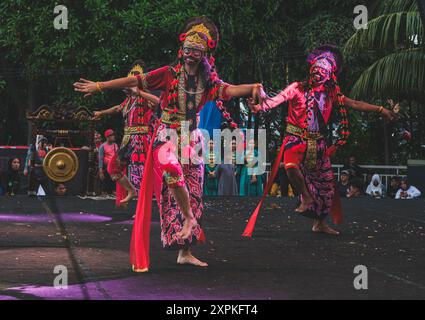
[130, 122, 161, 272]
[115, 168, 127, 208]
[242, 141, 343, 237]
[242, 143, 285, 237]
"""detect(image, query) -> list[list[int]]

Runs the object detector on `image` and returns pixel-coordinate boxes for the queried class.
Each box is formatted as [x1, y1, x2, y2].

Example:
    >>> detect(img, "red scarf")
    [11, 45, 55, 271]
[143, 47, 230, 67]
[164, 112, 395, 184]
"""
[130, 121, 162, 271]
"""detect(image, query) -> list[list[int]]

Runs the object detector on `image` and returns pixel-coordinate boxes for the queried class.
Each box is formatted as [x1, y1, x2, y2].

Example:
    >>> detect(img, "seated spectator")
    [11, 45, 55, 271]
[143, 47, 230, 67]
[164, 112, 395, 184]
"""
[1, 158, 22, 196]
[387, 176, 401, 199]
[337, 170, 350, 197]
[347, 178, 364, 198]
[366, 174, 385, 199]
[395, 178, 421, 199]
[55, 183, 67, 196]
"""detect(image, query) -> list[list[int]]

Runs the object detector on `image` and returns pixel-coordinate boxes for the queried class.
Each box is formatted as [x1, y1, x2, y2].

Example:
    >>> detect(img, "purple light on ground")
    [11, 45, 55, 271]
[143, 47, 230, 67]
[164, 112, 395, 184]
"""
[3, 276, 273, 300]
[0, 213, 112, 223]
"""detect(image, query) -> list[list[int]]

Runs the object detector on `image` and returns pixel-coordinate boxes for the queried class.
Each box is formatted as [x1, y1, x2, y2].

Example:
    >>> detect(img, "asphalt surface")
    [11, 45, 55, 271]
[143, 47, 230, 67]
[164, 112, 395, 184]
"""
[0, 195, 424, 300]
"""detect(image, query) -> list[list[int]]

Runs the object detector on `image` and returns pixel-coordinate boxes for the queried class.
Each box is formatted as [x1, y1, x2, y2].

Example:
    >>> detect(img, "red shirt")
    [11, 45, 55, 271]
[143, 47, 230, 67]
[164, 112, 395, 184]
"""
[137, 66, 230, 114]
[261, 82, 346, 130]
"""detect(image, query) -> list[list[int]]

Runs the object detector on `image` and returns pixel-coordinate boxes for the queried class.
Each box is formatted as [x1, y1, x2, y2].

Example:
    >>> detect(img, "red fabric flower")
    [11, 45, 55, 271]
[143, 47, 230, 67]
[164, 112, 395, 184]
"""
[208, 39, 216, 49]
[179, 33, 187, 42]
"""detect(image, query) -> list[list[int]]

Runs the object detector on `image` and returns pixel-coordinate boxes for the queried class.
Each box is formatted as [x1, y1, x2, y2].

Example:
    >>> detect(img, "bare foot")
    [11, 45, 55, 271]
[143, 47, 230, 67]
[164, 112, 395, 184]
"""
[295, 195, 313, 213]
[177, 253, 208, 267]
[176, 217, 198, 240]
[120, 189, 136, 204]
[312, 221, 340, 235]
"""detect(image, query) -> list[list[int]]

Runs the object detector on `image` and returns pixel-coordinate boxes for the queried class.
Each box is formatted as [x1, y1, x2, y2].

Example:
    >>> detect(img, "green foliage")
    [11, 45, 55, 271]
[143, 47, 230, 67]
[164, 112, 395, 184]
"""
[344, 0, 424, 101]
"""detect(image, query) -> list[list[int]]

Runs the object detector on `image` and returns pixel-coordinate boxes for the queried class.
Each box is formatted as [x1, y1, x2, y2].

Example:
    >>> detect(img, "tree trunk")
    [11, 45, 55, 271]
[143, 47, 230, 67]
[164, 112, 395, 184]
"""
[27, 81, 35, 145]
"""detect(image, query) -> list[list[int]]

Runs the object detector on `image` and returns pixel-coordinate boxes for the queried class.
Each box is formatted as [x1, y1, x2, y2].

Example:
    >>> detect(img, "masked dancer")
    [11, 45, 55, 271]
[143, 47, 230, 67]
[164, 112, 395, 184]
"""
[74, 16, 266, 271]
[244, 45, 396, 237]
[93, 61, 160, 206]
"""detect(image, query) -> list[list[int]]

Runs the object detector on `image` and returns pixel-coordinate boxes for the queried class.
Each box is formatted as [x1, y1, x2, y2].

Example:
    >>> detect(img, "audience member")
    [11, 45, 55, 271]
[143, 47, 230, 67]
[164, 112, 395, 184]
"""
[55, 183, 68, 196]
[387, 176, 401, 199]
[395, 178, 421, 199]
[342, 155, 364, 179]
[98, 129, 118, 196]
[337, 170, 350, 197]
[347, 178, 364, 198]
[366, 174, 385, 199]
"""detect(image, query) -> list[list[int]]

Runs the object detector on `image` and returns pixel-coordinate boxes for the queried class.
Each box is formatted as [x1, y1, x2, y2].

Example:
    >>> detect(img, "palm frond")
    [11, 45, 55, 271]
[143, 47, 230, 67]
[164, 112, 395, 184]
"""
[344, 10, 423, 54]
[375, 0, 417, 14]
[349, 48, 425, 101]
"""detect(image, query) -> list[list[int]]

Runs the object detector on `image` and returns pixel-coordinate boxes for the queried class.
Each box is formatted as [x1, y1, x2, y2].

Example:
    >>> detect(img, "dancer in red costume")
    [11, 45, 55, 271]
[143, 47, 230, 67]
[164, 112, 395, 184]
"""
[244, 45, 397, 237]
[74, 17, 266, 271]
[93, 61, 160, 206]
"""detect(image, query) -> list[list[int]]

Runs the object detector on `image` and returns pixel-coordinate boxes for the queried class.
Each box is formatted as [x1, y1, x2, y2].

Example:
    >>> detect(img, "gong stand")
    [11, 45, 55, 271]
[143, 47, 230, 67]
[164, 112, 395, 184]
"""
[26, 103, 99, 191]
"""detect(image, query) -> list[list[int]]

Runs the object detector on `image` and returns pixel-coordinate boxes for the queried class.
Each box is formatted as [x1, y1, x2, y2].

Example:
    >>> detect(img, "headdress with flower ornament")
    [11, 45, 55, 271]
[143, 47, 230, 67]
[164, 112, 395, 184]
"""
[162, 17, 238, 130]
[127, 64, 144, 77]
[307, 45, 349, 153]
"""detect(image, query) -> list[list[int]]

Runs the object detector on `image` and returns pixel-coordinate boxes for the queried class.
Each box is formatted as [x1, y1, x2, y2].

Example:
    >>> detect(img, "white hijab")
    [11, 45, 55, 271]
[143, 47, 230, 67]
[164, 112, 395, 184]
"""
[366, 174, 383, 195]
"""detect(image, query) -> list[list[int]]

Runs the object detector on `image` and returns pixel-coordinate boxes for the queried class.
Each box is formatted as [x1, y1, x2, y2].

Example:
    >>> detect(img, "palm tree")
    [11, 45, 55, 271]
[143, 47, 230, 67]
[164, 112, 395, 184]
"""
[344, 0, 424, 102]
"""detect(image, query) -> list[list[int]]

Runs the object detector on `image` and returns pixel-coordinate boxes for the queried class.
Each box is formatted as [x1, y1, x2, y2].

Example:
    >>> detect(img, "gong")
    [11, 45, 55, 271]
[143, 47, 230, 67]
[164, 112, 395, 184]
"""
[43, 147, 79, 183]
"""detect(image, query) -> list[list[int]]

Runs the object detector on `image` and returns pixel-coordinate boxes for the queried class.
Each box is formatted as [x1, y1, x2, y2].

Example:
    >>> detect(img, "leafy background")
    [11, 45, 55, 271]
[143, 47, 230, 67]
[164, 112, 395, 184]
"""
[0, 0, 423, 165]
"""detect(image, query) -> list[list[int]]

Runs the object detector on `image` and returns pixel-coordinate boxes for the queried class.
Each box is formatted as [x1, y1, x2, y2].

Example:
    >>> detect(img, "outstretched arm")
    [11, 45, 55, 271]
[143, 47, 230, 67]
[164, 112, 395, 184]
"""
[226, 83, 266, 103]
[74, 77, 138, 97]
[93, 105, 121, 120]
[249, 82, 298, 113]
[344, 97, 397, 121]
[138, 90, 160, 107]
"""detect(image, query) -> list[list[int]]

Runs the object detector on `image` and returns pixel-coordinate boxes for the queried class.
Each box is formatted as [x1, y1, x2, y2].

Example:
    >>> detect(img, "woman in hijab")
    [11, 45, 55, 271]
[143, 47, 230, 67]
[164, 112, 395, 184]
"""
[366, 174, 384, 199]
[2, 158, 22, 195]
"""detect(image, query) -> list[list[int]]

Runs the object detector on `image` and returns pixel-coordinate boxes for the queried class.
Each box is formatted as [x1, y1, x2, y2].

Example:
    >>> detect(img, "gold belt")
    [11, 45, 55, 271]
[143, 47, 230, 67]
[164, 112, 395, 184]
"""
[285, 123, 323, 171]
[285, 123, 323, 140]
[122, 126, 150, 146]
[124, 126, 150, 135]
[161, 111, 186, 126]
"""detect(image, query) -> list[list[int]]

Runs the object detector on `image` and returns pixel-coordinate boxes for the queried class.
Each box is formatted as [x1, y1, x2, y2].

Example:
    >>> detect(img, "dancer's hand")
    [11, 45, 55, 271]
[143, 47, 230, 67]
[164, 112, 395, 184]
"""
[381, 108, 398, 122]
[74, 78, 99, 97]
[99, 169, 105, 181]
[92, 111, 103, 120]
[246, 98, 262, 114]
[252, 83, 267, 105]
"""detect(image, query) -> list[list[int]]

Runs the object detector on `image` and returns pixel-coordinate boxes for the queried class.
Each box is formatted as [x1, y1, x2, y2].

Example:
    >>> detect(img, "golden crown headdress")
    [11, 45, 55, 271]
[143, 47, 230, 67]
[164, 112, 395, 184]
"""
[188, 23, 212, 40]
[127, 64, 144, 77]
[180, 23, 216, 51]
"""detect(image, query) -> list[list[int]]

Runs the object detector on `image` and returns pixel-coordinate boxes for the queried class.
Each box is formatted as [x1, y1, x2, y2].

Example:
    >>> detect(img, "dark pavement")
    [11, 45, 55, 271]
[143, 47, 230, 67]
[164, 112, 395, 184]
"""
[0, 195, 424, 300]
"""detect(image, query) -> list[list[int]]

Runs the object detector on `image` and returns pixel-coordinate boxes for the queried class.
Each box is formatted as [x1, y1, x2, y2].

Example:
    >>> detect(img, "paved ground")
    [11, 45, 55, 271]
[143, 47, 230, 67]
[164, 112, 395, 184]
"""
[0, 195, 424, 300]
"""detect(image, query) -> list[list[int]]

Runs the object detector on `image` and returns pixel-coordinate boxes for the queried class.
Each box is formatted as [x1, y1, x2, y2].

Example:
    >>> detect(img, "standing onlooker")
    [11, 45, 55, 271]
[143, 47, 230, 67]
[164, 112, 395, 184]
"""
[343, 155, 364, 179]
[395, 178, 421, 199]
[216, 163, 238, 196]
[98, 129, 118, 196]
[239, 140, 263, 197]
[24, 136, 51, 196]
[366, 174, 385, 199]
[387, 176, 401, 199]
[337, 170, 350, 197]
